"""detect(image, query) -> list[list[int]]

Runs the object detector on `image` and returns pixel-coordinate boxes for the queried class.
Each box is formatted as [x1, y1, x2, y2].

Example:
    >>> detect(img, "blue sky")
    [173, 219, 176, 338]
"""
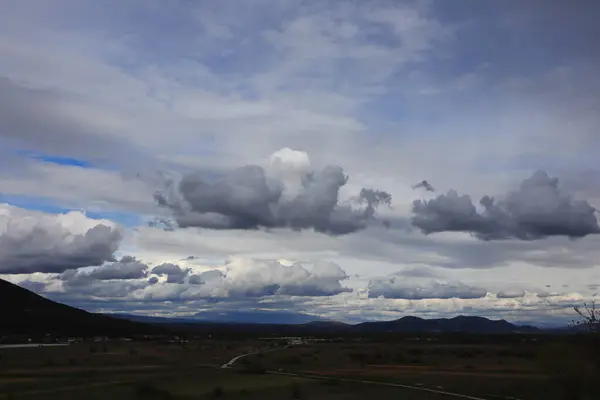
[0, 0, 599, 324]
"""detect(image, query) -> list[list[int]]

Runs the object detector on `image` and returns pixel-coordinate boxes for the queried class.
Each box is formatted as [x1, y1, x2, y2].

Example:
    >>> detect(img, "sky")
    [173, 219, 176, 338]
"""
[1, 0, 600, 326]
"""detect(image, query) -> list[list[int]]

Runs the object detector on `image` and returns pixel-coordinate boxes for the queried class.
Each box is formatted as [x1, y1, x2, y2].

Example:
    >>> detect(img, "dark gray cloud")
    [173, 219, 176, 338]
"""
[148, 276, 159, 285]
[59, 256, 148, 284]
[412, 180, 435, 192]
[412, 171, 600, 240]
[87, 256, 148, 280]
[496, 289, 526, 299]
[61, 279, 149, 299]
[154, 159, 391, 235]
[0, 207, 123, 274]
[58, 262, 151, 299]
[151, 263, 191, 284]
[368, 278, 487, 300]
[188, 274, 204, 285]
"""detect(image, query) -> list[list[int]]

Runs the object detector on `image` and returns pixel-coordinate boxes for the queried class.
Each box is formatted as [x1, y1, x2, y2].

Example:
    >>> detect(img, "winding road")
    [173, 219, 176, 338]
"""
[221, 344, 523, 400]
[221, 346, 286, 368]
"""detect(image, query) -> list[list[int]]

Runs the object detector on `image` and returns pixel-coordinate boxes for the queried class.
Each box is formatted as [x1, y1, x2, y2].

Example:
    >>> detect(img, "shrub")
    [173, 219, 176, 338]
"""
[394, 352, 407, 363]
[290, 382, 303, 398]
[133, 384, 174, 400]
[212, 386, 224, 398]
[408, 348, 425, 356]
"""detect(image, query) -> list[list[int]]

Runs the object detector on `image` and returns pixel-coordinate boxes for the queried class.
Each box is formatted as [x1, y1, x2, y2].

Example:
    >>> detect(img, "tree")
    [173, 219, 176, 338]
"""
[572, 301, 599, 334]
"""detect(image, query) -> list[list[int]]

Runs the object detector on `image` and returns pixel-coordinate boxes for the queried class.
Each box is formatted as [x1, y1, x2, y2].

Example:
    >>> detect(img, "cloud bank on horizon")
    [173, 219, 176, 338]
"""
[1, 0, 600, 325]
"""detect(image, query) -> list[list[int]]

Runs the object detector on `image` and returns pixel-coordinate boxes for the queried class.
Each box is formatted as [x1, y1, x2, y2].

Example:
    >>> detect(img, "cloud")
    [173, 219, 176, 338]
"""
[151, 263, 191, 284]
[154, 148, 391, 235]
[368, 277, 488, 300]
[496, 289, 526, 299]
[59, 279, 149, 300]
[536, 290, 566, 298]
[178, 257, 351, 299]
[59, 256, 148, 284]
[412, 180, 435, 192]
[393, 267, 441, 279]
[0, 204, 123, 274]
[411, 171, 600, 240]
[188, 274, 204, 285]
[17, 279, 47, 293]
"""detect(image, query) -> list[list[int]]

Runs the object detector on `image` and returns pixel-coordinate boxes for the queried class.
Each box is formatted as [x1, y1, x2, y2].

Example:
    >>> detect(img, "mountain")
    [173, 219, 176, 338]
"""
[109, 310, 327, 325]
[354, 316, 539, 334]
[3, 278, 541, 337]
[193, 310, 326, 324]
[108, 314, 199, 325]
[0, 278, 163, 337]
[110, 312, 538, 334]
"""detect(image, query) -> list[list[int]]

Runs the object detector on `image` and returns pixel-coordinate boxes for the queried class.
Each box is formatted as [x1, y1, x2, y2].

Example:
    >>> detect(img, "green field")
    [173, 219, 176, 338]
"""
[1, 339, 597, 399]
[0, 366, 459, 399]
[241, 341, 598, 400]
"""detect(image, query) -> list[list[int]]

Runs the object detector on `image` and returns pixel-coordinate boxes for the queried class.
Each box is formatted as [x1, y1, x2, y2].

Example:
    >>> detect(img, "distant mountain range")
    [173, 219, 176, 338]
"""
[353, 315, 539, 334]
[109, 312, 540, 334]
[109, 310, 326, 325]
[2, 278, 545, 336]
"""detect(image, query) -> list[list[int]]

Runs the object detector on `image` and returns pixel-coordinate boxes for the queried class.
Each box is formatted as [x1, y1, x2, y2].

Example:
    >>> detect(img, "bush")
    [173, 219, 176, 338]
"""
[133, 384, 174, 400]
[408, 348, 425, 356]
[290, 382, 303, 398]
[212, 386, 224, 398]
[349, 352, 367, 365]
[238, 360, 266, 374]
[537, 342, 595, 399]
[283, 355, 303, 365]
[430, 348, 445, 356]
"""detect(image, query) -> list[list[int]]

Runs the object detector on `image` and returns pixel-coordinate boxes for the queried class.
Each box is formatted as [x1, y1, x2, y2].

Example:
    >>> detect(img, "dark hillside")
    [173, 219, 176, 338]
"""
[0, 278, 162, 338]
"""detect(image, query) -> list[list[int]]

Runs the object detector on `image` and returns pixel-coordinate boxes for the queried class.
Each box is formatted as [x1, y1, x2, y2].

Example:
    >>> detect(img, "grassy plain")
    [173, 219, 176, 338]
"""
[0, 338, 597, 399]
[244, 340, 598, 400]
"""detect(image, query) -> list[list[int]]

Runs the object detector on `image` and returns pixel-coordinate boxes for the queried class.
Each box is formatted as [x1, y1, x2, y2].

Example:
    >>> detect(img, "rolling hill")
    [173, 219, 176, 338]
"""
[353, 315, 539, 334]
[0, 278, 163, 337]
[110, 312, 538, 334]
[2, 278, 540, 337]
